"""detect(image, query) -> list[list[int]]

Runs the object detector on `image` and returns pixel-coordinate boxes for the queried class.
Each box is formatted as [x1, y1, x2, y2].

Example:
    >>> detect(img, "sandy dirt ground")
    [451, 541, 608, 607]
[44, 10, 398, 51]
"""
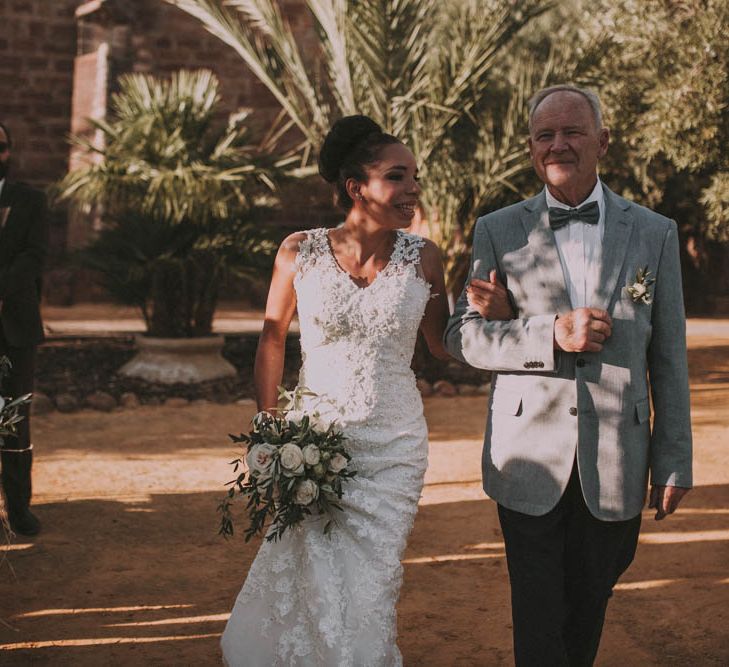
[1, 331, 728, 665]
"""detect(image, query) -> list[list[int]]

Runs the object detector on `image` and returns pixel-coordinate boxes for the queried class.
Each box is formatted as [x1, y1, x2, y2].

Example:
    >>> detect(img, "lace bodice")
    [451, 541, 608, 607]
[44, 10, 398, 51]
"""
[293, 227, 431, 425]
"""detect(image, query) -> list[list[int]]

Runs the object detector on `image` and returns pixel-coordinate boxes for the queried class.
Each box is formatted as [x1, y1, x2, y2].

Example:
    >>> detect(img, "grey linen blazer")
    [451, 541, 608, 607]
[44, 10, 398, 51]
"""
[444, 185, 692, 521]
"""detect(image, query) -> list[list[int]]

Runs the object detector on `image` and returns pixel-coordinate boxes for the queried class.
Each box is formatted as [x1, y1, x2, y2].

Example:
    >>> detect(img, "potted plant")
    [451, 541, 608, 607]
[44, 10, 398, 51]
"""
[56, 69, 287, 383]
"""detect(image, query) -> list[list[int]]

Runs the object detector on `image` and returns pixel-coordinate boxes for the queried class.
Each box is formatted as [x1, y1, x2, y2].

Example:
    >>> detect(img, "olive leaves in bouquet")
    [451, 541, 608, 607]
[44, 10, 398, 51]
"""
[1, 356, 33, 549]
[219, 387, 356, 542]
[0, 356, 32, 438]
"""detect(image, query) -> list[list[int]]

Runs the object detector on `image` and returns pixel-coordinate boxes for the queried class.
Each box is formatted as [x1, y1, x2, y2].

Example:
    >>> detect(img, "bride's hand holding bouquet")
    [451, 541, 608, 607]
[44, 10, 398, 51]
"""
[219, 386, 356, 542]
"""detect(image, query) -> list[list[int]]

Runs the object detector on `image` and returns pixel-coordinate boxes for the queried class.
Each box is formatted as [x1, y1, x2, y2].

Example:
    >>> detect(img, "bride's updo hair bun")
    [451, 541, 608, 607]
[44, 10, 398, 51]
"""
[318, 114, 401, 210]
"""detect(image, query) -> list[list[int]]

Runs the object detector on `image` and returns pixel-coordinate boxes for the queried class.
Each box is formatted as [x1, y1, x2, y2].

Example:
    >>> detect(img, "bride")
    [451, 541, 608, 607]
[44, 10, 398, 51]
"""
[221, 115, 450, 666]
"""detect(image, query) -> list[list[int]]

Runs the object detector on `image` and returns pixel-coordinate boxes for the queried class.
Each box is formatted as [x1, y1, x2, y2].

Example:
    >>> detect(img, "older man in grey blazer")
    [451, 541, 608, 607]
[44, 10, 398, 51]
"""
[445, 85, 692, 666]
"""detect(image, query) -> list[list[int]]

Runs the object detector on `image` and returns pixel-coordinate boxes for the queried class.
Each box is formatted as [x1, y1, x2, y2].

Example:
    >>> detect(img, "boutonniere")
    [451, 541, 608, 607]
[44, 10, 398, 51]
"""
[626, 266, 655, 304]
[0, 207, 10, 231]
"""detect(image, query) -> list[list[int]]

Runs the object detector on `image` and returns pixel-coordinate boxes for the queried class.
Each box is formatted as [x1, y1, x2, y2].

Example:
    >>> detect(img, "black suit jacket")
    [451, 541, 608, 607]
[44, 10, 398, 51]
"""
[0, 181, 48, 347]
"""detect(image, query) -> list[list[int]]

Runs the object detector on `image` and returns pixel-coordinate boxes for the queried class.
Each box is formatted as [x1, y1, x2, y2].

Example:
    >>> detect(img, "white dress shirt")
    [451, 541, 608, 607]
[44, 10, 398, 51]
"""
[546, 180, 605, 309]
[0, 178, 5, 200]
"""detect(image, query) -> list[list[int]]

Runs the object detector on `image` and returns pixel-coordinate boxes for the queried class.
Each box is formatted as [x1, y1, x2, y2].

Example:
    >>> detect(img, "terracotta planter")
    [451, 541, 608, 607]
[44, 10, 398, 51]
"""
[119, 335, 237, 384]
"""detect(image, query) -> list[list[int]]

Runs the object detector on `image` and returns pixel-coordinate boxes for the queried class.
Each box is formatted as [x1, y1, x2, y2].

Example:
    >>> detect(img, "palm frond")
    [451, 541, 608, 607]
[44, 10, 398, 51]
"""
[166, 0, 557, 290]
[167, 0, 326, 145]
[307, 0, 356, 116]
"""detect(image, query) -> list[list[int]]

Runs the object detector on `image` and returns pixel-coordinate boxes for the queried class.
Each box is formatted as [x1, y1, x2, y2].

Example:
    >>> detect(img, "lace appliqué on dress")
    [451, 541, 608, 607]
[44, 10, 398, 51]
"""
[221, 227, 431, 667]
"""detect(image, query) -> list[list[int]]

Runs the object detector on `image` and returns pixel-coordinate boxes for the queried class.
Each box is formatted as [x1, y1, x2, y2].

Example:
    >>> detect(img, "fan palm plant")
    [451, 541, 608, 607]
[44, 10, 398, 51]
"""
[166, 0, 554, 292]
[56, 69, 287, 337]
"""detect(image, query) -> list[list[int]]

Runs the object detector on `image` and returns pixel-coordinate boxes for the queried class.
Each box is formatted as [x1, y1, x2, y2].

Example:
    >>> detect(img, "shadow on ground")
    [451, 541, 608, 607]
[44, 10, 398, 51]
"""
[1, 485, 728, 666]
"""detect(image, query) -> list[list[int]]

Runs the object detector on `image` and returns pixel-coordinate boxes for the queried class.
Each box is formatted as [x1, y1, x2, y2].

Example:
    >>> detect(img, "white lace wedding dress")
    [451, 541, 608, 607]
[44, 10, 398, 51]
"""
[221, 228, 432, 666]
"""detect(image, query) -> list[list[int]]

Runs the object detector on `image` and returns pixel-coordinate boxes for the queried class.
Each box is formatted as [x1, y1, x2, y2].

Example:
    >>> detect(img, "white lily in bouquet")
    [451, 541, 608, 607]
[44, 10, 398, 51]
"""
[219, 386, 356, 542]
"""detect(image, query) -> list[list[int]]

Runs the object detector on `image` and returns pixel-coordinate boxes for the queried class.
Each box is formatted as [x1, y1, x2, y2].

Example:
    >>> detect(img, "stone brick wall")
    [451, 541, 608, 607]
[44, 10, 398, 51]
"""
[0, 0, 78, 190]
[0, 0, 79, 296]
[0, 0, 317, 188]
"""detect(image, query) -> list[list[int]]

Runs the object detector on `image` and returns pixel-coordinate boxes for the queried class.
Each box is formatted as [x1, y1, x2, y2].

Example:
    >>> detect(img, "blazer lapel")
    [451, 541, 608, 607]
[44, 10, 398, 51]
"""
[593, 185, 634, 312]
[520, 192, 572, 314]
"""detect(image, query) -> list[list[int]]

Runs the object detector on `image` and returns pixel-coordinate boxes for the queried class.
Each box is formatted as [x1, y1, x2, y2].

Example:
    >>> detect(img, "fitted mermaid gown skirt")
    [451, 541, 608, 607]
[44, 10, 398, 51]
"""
[221, 229, 432, 666]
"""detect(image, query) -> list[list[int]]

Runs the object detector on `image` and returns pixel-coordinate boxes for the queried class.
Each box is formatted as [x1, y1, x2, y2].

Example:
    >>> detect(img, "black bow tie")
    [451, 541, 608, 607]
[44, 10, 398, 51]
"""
[548, 201, 599, 231]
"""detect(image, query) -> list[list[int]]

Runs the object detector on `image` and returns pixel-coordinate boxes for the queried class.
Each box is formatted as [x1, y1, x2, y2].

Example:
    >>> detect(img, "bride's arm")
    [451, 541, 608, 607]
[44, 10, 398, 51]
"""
[418, 239, 452, 361]
[254, 232, 305, 411]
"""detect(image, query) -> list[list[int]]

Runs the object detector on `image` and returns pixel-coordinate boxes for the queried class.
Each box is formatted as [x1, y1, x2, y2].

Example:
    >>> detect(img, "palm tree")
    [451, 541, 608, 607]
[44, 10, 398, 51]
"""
[165, 0, 554, 293]
[56, 69, 287, 337]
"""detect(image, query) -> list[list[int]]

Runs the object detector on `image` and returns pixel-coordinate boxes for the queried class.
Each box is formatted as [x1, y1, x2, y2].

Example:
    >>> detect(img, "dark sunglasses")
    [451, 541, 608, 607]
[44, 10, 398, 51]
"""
[0, 142, 9, 152]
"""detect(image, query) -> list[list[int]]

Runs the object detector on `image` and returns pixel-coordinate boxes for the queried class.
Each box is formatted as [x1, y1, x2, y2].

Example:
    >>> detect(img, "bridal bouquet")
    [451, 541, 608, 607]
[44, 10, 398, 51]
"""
[219, 387, 356, 542]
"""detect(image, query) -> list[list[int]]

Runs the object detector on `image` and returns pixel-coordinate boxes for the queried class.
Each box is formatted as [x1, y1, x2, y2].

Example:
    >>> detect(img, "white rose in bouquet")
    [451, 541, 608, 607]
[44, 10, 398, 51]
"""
[279, 443, 305, 475]
[328, 453, 348, 473]
[631, 282, 646, 298]
[246, 443, 277, 479]
[293, 479, 319, 506]
[302, 444, 321, 466]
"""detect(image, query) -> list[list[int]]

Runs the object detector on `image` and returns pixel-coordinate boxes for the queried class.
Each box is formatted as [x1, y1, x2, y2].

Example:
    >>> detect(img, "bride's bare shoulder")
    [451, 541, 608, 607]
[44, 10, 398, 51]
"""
[277, 231, 310, 260]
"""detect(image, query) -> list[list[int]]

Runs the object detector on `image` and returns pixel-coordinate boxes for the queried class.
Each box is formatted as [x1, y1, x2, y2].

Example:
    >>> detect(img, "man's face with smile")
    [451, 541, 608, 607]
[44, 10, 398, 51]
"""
[528, 91, 609, 205]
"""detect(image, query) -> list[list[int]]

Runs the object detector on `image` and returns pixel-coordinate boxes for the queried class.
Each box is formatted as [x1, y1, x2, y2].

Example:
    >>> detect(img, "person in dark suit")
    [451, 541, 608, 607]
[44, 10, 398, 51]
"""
[0, 120, 48, 536]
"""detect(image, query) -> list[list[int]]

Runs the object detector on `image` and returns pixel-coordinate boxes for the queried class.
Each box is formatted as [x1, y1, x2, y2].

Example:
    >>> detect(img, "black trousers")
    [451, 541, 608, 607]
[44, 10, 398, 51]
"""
[0, 327, 36, 517]
[498, 463, 641, 667]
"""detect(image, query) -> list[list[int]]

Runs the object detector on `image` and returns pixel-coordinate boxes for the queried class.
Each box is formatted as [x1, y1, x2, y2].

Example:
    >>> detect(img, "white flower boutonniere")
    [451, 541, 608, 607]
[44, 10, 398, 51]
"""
[626, 266, 655, 304]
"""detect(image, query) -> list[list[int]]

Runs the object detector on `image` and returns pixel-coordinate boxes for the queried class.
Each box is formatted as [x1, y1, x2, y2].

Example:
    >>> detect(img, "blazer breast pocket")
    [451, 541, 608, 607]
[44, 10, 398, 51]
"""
[491, 389, 523, 417]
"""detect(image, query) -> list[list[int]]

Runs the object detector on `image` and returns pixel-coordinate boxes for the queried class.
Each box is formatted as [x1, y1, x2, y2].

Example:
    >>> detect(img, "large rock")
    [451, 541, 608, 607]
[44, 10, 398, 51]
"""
[55, 393, 80, 413]
[456, 383, 479, 396]
[433, 380, 457, 397]
[120, 392, 140, 408]
[164, 397, 190, 408]
[86, 391, 117, 412]
[30, 392, 55, 416]
[119, 335, 237, 384]
[415, 378, 434, 397]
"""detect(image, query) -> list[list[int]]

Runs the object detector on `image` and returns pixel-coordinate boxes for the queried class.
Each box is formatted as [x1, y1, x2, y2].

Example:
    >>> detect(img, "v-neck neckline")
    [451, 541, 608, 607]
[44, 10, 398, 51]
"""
[324, 229, 401, 291]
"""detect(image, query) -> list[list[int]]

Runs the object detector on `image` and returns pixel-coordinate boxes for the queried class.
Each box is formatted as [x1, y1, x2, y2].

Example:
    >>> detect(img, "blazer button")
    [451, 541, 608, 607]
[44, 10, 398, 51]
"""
[537, 361, 544, 368]
[523, 362, 530, 368]
[576, 358, 585, 368]
[569, 407, 577, 416]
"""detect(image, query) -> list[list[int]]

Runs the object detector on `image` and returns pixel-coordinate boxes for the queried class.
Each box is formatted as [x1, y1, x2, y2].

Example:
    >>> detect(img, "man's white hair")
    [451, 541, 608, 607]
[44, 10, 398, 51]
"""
[528, 85, 603, 130]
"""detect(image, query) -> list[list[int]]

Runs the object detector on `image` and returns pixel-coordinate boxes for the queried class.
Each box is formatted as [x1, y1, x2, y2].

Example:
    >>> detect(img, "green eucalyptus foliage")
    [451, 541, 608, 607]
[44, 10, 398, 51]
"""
[55, 69, 283, 337]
